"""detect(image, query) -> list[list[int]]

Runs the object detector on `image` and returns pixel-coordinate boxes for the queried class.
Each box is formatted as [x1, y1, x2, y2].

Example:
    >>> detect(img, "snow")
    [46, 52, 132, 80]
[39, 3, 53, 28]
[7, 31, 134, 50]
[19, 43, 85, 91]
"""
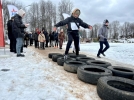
[77, 43, 134, 66]
[0, 42, 134, 100]
[0, 47, 99, 100]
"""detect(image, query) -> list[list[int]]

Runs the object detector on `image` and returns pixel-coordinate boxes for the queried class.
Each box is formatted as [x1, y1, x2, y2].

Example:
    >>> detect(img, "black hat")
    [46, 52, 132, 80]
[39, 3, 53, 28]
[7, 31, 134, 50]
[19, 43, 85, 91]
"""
[104, 19, 109, 23]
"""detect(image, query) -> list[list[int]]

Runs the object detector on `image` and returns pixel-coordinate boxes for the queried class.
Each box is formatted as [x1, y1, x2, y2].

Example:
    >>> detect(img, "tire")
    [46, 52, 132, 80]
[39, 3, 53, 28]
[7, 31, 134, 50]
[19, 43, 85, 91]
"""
[76, 57, 95, 63]
[86, 60, 111, 68]
[48, 53, 62, 59]
[68, 54, 86, 58]
[97, 76, 134, 100]
[108, 66, 134, 79]
[52, 54, 63, 62]
[64, 61, 86, 73]
[77, 65, 112, 85]
[57, 57, 76, 66]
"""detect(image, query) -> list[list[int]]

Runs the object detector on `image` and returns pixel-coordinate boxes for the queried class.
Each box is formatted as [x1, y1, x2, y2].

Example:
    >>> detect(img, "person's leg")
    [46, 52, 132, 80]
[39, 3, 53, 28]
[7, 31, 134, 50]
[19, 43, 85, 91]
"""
[97, 41, 104, 57]
[13, 39, 17, 53]
[46, 40, 48, 47]
[56, 40, 58, 47]
[65, 33, 73, 55]
[59, 39, 63, 49]
[10, 38, 14, 52]
[49, 39, 52, 47]
[102, 41, 110, 54]
[43, 42, 45, 49]
[30, 39, 32, 46]
[35, 40, 37, 48]
[16, 38, 24, 56]
[73, 34, 79, 55]
[72, 42, 75, 53]
[21, 45, 23, 53]
[26, 40, 28, 47]
[59, 40, 61, 48]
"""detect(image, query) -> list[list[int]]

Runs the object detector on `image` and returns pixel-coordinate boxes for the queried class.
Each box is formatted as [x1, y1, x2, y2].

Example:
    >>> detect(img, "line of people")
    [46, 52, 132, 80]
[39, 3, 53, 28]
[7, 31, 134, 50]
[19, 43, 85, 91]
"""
[33, 28, 65, 49]
[7, 8, 110, 58]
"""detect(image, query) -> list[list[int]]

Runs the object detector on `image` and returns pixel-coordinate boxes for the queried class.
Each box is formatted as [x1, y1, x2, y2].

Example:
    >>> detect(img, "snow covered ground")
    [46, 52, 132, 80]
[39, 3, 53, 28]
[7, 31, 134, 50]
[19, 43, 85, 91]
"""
[71, 43, 134, 67]
[0, 42, 134, 100]
[0, 47, 100, 100]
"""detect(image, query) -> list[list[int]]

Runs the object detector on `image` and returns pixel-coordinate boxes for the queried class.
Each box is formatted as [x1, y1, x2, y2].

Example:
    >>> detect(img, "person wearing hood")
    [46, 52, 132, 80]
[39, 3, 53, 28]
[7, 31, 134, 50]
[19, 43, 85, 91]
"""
[53, 8, 92, 59]
[38, 31, 46, 49]
[54, 30, 59, 48]
[7, 16, 15, 52]
[97, 19, 110, 58]
[34, 29, 40, 48]
[12, 9, 29, 57]
[58, 29, 65, 49]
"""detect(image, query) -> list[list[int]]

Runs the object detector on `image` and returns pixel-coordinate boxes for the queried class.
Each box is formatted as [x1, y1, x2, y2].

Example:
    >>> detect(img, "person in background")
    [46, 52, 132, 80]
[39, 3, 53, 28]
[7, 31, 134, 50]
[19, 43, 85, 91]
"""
[24, 32, 29, 47]
[7, 16, 15, 52]
[12, 9, 29, 57]
[38, 31, 46, 49]
[97, 19, 110, 58]
[49, 31, 55, 47]
[34, 29, 39, 48]
[29, 32, 33, 46]
[42, 27, 49, 47]
[54, 8, 92, 59]
[54, 30, 59, 48]
[58, 29, 65, 49]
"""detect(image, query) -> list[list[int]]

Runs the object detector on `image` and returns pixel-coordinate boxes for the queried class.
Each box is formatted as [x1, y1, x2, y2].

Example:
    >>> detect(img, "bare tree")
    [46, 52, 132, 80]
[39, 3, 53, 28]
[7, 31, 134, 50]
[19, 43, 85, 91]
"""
[111, 21, 120, 39]
[58, 0, 73, 41]
[123, 22, 130, 38]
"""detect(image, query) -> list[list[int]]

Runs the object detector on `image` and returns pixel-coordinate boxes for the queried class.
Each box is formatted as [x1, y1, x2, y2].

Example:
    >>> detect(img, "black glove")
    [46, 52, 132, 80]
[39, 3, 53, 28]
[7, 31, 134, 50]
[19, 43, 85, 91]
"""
[104, 38, 107, 41]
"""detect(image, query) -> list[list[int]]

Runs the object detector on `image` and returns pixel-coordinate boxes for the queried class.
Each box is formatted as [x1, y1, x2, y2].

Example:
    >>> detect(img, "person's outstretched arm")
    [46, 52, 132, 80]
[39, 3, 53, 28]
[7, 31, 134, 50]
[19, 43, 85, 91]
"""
[79, 19, 92, 29]
[54, 17, 70, 27]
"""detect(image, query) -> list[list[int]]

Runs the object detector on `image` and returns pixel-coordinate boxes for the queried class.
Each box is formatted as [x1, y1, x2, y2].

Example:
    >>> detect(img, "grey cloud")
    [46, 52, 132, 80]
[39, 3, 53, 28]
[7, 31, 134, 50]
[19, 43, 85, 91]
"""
[8, 0, 134, 25]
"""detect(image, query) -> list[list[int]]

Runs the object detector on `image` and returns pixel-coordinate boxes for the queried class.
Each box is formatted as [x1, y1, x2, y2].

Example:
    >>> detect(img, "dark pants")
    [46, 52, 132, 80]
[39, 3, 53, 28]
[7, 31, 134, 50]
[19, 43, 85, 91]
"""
[97, 40, 110, 56]
[39, 42, 45, 49]
[59, 39, 64, 48]
[9, 38, 14, 52]
[24, 39, 29, 47]
[65, 32, 79, 55]
[45, 40, 49, 47]
[13, 39, 17, 53]
[35, 40, 39, 48]
[30, 39, 33, 46]
[55, 39, 58, 47]
[49, 39, 54, 47]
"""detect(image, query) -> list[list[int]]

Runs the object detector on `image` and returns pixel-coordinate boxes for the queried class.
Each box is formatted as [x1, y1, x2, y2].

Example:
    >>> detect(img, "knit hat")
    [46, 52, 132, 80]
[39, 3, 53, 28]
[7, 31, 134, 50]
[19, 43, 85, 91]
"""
[18, 9, 25, 17]
[103, 19, 109, 24]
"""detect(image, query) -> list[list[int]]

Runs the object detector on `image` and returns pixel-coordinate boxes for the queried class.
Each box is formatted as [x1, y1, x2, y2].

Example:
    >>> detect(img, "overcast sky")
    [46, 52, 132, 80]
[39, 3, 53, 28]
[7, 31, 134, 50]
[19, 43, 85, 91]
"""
[8, 0, 134, 25]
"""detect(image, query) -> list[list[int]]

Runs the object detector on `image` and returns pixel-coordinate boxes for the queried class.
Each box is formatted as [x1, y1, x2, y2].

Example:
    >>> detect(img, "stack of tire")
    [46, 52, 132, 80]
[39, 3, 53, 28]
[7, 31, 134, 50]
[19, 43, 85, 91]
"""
[48, 53, 134, 100]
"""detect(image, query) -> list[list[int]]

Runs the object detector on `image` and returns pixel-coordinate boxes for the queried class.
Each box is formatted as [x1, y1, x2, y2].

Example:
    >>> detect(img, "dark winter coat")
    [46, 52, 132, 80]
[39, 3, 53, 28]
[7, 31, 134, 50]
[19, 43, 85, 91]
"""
[49, 32, 55, 40]
[54, 16, 90, 32]
[12, 14, 26, 38]
[59, 32, 65, 40]
[34, 32, 39, 41]
[54, 32, 58, 40]
[43, 31, 49, 41]
[7, 20, 14, 39]
[24, 33, 29, 40]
